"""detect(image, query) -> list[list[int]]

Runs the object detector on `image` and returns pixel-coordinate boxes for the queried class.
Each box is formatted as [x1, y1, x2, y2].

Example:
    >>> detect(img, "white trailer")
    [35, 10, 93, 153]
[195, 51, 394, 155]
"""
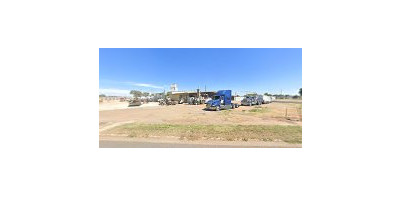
[263, 95, 272, 104]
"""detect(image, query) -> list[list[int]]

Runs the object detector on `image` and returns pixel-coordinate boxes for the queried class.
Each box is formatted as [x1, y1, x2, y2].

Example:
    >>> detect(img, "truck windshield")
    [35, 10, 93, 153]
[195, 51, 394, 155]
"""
[213, 96, 220, 100]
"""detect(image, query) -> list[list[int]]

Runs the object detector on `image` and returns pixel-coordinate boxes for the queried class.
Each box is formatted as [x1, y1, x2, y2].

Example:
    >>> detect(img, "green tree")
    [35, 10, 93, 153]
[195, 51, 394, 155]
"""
[299, 88, 302, 96]
[99, 94, 106, 97]
[264, 92, 271, 96]
[142, 92, 150, 97]
[246, 93, 257, 97]
[130, 90, 142, 98]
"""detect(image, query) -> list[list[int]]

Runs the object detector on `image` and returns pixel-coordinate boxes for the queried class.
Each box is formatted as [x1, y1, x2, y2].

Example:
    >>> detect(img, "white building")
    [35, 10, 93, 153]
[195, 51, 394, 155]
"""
[170, 83, 178, 91]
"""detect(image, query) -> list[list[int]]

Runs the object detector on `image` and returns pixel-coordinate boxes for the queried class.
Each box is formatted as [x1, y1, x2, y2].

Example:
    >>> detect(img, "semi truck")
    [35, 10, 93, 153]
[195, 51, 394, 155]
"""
[206, 90, 239, 111]
[241, 95, 263, 106]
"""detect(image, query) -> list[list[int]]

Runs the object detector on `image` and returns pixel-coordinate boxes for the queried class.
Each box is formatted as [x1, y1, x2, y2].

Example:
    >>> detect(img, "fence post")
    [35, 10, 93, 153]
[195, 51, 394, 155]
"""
[285, 107, 287, 118]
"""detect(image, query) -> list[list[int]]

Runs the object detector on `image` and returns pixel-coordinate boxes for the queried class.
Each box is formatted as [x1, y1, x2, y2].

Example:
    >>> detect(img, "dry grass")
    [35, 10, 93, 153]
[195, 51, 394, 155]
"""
[297, 104, 302, 121]
[248, 106, 270, 113]
[106, 123, 302, 143]
[237, 104, 302, 122]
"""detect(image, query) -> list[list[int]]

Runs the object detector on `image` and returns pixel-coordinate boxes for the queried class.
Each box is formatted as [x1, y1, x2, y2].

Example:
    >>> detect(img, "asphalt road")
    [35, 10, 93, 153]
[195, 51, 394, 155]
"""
[99, 140, 269, 148]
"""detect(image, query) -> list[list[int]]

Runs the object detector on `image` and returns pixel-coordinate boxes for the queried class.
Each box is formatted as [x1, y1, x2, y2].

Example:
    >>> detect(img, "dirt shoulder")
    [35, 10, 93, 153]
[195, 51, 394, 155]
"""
[102, 123, 302, 144]
[99, 101, 160, 111]
[100, 136, 302, 148]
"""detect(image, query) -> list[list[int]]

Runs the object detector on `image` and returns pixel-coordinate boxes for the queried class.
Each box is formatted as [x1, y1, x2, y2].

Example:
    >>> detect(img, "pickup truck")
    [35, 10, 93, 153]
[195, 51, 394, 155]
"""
[206, 90, 239, 111]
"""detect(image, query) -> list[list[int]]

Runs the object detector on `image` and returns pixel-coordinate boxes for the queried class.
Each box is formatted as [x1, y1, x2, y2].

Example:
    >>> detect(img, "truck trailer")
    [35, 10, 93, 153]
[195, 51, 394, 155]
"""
[262, 95, 272, 104]
[205, 90, 239, 111]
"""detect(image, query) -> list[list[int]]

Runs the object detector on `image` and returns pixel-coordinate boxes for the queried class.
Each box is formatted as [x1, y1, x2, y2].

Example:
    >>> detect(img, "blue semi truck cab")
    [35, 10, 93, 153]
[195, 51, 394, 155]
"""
[206, 90, 239, 111]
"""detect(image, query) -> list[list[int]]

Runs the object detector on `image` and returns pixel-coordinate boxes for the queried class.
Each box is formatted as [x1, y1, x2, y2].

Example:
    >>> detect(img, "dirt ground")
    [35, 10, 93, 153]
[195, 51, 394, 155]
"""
[99, 100, 159, 111]
[99, 101, 302, 132]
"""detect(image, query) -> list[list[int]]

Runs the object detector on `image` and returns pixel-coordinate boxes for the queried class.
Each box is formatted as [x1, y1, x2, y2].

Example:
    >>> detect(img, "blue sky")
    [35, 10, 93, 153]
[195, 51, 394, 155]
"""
[99, 48, 302, 96]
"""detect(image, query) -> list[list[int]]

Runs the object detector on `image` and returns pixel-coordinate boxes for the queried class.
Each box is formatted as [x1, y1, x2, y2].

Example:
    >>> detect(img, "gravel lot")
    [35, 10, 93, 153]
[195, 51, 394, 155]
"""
[99, 101, 302, 131]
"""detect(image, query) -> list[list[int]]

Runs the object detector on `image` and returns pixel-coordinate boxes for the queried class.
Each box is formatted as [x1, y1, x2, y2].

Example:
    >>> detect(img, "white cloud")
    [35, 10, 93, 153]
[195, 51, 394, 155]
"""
[102, 80, 165, 90]
[100, 80, 165, 96]
[99, 88, 131, 96]
[131, 83, 164, 89]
